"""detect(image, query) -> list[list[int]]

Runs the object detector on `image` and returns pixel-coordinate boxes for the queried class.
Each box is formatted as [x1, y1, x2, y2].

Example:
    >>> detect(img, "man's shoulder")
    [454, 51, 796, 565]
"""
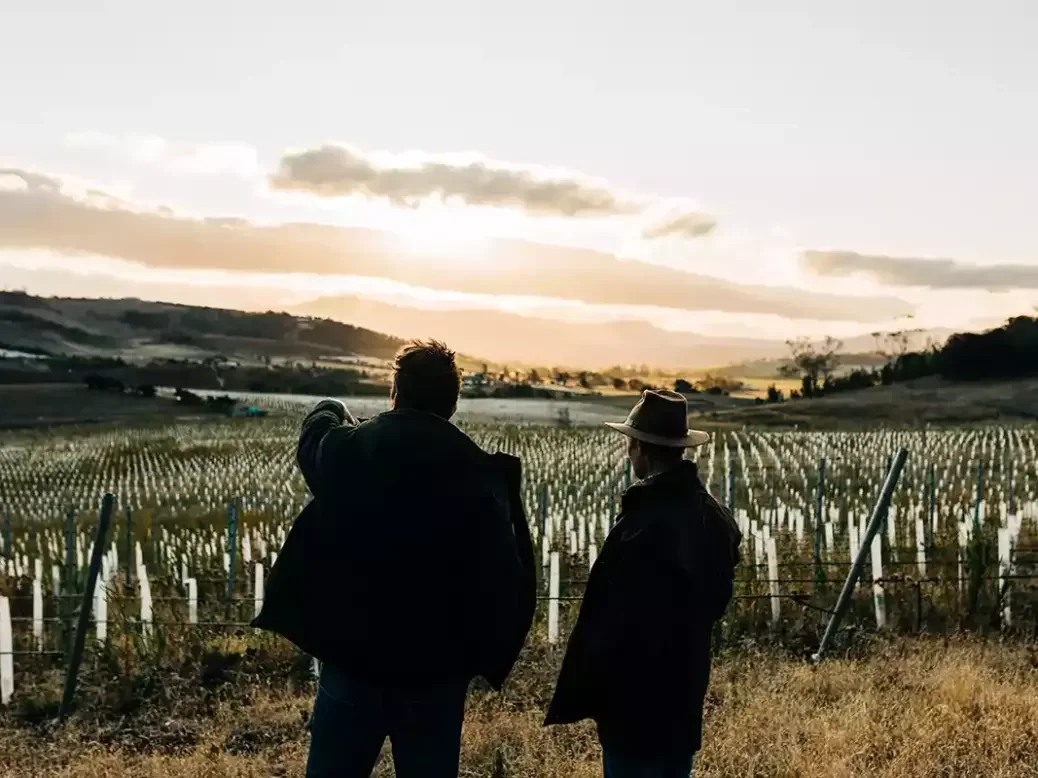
[692, 485, 742, 569]
[310, 417, 363, 467]
[487, 450, 521, 478]
[625, 480, 731, 539]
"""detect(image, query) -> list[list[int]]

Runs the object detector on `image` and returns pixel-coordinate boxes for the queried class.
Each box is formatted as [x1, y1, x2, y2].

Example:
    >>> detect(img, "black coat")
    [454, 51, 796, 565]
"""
[252, 401, 536, 690]
[544, 460, 742, 756]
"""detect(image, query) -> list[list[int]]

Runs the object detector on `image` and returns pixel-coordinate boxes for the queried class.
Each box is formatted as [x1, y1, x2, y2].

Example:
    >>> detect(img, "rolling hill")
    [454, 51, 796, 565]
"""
[0, 291, 406, 365]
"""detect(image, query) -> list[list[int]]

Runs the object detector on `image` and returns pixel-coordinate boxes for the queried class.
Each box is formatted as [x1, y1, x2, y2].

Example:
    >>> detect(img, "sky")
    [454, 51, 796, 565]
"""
[2, 0, 1037, 360]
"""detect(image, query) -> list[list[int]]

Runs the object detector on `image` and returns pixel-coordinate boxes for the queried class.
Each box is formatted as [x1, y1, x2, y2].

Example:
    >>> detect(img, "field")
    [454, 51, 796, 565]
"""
[2, 405, 1038, 776]
[0, 385, 196, 430]
[712, 377, 1038, 428]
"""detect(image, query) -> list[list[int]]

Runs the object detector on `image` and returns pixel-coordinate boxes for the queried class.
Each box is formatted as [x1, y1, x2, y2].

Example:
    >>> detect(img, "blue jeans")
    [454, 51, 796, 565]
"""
[305, 663, 470, 778]
[603, 748, 694, 778]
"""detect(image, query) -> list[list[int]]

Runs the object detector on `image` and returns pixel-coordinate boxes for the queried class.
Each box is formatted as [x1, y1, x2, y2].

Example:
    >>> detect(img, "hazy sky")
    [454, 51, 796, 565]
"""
[2, 0, 1037, 343]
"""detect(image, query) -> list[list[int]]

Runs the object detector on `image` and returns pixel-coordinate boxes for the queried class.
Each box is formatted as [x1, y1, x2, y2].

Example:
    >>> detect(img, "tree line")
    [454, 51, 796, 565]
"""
[772, 315, 1038, 402]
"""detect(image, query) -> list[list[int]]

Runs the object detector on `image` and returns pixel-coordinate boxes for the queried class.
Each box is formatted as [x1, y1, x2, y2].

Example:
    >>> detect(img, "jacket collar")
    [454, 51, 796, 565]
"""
[621, 459, 699, 513]
[366, 408, 519, 475]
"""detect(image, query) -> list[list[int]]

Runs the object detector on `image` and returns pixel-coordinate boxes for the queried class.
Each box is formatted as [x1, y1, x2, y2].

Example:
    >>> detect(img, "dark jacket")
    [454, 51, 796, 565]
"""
[252, 400, 536, 690]
[544, 460, 742, 756]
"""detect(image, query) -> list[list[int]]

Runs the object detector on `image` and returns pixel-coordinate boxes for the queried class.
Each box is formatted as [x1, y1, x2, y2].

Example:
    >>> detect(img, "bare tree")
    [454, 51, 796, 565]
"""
[870, 331, 885, 356]
[779, 336, 843, 396]
[872, 328, 925, 363]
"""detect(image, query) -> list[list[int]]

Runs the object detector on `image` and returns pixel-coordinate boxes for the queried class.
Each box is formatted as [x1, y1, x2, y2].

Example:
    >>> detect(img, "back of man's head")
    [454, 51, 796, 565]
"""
[391, 339, 461, 419]
[640, 440, 685, 468]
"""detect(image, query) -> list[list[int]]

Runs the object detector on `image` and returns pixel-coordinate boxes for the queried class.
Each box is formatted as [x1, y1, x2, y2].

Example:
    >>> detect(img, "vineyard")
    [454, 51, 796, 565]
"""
[1, 413, 1036, 705]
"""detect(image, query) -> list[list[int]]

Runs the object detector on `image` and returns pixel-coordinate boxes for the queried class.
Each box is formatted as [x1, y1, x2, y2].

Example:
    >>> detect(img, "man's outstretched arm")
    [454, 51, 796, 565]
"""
[297, 399, 357, 496]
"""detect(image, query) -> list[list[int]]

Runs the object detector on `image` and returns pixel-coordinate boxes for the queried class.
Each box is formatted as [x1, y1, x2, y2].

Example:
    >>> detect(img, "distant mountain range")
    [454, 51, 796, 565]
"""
[295, 295, 958, 371]
[0, 289, 960, 374]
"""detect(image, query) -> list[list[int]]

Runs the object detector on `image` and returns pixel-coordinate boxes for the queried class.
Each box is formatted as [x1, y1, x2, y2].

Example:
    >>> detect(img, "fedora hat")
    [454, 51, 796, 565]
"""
[605, 389, 711, 448]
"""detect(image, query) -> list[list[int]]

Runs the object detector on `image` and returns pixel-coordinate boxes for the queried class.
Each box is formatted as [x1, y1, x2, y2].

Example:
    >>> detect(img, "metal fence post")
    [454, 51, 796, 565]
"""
[1007, 457, 1014, 517]
[934, 466, 942, 551]
[814, 457, 826, 589]
[1, 512, 10, 559]
[727, 453, 736, 512]
[226, 501, 238, 620]
[58, 494, 114, 721]
[64, 506, 76, 588]
[150, 519, 158, 574]
[882, 453, 892, 536]
[538, 481, 548, 540]
[62, 505, 76, 648]
[124, 505, 133, 590]
[973, 461, 983, 533]
[811, 448, 908, 663]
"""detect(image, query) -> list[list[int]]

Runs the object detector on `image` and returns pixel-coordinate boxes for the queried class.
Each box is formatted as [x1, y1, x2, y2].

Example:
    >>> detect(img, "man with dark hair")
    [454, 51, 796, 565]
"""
[391, 339, 461, 418]
[545, 389, 742, 778]
[253, 339, 535, 778]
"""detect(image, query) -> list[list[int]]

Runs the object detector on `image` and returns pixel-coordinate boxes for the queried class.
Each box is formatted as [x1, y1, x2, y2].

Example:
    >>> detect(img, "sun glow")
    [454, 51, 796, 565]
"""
[384, 203, 498, 260]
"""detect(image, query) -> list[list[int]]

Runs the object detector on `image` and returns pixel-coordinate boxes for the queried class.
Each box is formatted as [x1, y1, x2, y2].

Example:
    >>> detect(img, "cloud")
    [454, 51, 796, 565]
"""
[269, 144, 639, 217]
[270, 144, 719, 242]
[0, 169, 61, 192]
[803, 250, 1038, 291]
[64, 131, 259, 177]
[642, 210, 717, 240]
[0, 174, 29, 192]
[0, 166, 913, 321]
[64, 134, 717, 238]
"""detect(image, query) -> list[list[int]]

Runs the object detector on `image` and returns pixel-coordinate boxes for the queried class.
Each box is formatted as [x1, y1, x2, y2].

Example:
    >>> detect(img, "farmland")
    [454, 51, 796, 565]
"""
[1, 406, 1038, 776]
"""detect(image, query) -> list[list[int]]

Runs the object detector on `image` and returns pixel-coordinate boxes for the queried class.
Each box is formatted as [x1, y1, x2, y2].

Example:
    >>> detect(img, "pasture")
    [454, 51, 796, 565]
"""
[1, 407, 1037, 776]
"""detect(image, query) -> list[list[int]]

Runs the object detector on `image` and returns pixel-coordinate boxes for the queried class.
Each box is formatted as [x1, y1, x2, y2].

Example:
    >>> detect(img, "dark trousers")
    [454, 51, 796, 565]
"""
[602, 747, 694, 778]
[305, 663, 470, 778]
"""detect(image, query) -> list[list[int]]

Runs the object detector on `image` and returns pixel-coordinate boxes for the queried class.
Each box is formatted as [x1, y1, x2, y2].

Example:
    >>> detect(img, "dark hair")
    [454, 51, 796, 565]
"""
[392, 339, 461, 419]
[638, 440, 685, 468]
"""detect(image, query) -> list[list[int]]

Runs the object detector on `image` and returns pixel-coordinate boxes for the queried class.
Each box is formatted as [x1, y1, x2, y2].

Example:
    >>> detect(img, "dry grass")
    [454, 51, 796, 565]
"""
[707, 377, 1038, 429]
[3, 636, 1038, 777]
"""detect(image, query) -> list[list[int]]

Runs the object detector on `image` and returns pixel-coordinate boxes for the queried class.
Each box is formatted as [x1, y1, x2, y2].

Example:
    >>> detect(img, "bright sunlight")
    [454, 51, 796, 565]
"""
[387, 203, 492, 260]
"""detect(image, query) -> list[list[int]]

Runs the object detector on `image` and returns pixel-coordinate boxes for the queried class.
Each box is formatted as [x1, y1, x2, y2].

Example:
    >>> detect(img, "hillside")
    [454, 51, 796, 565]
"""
[0, 289, 965, 377]
[709, 352, 890, 380]
[0, 291, 408, 365]
[700, 376, 1038, 429]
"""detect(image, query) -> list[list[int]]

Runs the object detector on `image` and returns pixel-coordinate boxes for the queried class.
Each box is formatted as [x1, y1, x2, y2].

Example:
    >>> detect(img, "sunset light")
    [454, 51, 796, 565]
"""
[4, 5, 1038, 778]
[386, 205, 491, 260]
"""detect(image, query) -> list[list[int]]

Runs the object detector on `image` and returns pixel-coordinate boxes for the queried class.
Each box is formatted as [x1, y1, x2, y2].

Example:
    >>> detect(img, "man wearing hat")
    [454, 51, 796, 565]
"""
[544, 389, 742, 778]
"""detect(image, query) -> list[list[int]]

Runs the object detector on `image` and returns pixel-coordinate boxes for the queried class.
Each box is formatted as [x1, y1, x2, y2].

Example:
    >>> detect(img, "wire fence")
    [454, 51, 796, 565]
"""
[4, 568, 1036, 658]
